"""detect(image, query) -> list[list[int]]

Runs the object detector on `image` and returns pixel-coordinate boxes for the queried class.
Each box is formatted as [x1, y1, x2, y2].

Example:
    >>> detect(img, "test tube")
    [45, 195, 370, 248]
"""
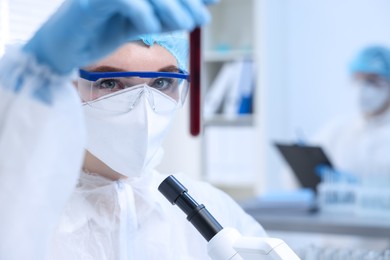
[189, 28, 201, 136]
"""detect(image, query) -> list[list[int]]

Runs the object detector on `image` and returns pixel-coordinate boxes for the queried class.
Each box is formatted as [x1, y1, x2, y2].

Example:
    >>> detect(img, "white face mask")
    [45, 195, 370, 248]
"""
[358, 81, 390, 115]
[83, 86, 177, 178]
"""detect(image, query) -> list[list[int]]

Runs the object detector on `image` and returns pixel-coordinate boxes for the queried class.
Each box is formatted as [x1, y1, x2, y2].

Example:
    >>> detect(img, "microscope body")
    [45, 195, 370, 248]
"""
[158, 175, 300, 260]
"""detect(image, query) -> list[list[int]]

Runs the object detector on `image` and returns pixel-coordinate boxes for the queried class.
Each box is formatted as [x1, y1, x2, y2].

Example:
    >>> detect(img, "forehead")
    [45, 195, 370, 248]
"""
[87, 42, 178, 72]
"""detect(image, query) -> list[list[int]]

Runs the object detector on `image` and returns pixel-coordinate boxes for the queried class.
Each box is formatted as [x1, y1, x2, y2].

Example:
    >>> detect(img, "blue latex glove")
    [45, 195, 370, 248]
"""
[315, 165, 358, 183]
[24, 0, 218, 75]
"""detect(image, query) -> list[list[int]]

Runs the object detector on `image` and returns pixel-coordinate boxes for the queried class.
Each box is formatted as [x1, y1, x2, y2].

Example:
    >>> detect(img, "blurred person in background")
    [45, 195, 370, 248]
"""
[275, 45, 390, 257]
[312, 46, 390, 180]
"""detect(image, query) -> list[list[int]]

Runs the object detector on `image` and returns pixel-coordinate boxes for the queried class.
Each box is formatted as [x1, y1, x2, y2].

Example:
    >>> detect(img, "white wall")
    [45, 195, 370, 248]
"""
[259, 0, 390, 191]
[287, 0, 390, 137]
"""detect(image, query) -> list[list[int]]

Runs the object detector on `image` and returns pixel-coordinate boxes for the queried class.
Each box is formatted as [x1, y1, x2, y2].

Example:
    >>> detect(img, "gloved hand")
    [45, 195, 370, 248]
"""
[23, 0, 218, 75]
[315, 165, 358, 183]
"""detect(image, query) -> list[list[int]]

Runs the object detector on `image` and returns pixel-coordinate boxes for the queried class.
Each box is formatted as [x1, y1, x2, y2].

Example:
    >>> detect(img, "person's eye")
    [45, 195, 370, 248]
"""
[151, 78, 175, 90]
[95, 79, 124, 90]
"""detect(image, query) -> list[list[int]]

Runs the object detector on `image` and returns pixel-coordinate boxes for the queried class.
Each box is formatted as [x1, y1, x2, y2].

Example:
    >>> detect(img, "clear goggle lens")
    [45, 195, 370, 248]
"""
[77, 69, 190, 113]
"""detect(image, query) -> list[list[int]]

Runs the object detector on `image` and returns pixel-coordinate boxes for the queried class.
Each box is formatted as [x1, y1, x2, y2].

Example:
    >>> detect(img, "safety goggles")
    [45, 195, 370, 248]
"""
[77, 69, 190, 112]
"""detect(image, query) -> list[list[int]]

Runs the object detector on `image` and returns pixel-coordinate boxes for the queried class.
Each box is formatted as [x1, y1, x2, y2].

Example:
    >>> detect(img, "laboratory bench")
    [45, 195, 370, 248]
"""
[245, 209, 390, 239]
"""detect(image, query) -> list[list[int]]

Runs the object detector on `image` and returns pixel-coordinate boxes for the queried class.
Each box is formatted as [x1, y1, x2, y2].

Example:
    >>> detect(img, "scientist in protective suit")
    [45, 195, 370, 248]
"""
[313, 46, 390, 179]
[0, 0, 266, 259]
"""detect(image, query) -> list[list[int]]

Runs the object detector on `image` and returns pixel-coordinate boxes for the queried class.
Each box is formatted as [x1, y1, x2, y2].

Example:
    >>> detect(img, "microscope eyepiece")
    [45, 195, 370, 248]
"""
[158, 175, 223, 241]
[158, 174, 188, 205]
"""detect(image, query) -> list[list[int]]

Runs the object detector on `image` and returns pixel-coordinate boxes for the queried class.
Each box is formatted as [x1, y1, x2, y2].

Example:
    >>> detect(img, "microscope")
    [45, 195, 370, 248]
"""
[158, 175, 300, 260]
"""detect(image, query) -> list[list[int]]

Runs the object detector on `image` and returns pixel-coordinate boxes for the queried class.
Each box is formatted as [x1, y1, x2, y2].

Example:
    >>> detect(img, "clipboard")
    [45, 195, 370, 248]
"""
[274, 143, 333, 192]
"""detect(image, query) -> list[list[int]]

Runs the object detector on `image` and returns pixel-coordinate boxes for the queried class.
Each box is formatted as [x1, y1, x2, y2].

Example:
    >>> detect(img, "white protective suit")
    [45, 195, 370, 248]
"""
[0, 47, 267, 260]
[312, 109, 390, 178]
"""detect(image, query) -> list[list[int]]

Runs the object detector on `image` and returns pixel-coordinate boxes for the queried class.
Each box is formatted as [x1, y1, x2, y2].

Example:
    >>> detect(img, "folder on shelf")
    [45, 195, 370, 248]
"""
[203, 60, 255, 119]
[203, 62, 236, 119]
[237, 60, 255, 115]
[223, 59, 255, 117]
[222, 60, 245, 117]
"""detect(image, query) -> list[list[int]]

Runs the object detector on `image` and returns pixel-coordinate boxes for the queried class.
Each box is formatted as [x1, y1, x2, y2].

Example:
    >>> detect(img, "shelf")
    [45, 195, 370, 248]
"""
[203, 114, 253, 126]
[200, 0, 259, 196]
[244, 209, 390, 239]
[203, 50, 254, 62]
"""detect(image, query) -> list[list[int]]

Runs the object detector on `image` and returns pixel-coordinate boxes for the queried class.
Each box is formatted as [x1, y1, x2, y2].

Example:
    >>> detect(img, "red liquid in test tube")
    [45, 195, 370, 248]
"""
[189, 28, 201, 136]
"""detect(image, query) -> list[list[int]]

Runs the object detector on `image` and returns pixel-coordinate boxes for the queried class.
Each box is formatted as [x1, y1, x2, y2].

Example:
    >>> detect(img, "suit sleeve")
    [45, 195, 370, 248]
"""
[0, 46, 86, 260]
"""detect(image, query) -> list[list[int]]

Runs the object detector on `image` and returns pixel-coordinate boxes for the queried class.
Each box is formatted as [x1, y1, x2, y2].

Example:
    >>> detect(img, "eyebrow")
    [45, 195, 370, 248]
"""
[87, 66, 126, 72]
[88, 65, 180, 73]
[159, 65, 180, 73]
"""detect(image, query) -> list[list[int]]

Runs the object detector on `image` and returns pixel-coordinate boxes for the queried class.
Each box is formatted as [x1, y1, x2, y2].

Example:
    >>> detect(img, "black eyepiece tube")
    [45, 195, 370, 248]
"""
[158, 175, 223, 241]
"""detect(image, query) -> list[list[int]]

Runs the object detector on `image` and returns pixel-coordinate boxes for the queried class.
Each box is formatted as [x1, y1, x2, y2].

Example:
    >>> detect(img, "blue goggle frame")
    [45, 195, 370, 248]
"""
[79, 69, 190, 82]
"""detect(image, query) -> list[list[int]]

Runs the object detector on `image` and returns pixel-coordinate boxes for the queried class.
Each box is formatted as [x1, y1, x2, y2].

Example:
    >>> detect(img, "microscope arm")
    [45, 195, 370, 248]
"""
[208, 228, 300, 260]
